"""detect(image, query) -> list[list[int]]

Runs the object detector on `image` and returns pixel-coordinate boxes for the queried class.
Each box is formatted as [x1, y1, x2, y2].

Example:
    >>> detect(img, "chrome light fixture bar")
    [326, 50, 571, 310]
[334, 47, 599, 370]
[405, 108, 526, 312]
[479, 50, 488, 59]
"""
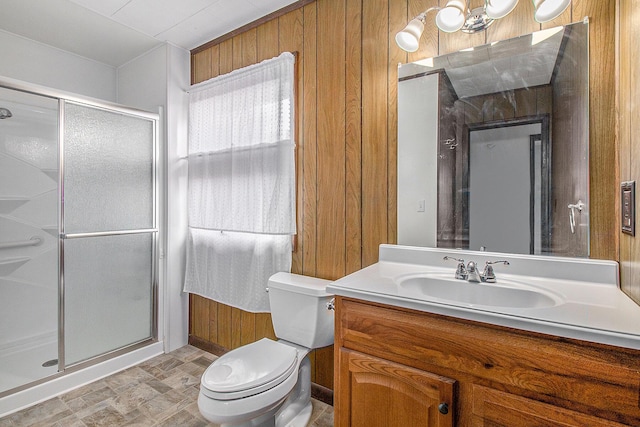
[396, 0, 571, 52]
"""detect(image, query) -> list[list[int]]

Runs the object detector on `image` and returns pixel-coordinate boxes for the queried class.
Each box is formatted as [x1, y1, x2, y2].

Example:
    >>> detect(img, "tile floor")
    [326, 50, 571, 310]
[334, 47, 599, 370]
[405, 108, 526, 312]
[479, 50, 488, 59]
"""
[0, 345, 334, 427]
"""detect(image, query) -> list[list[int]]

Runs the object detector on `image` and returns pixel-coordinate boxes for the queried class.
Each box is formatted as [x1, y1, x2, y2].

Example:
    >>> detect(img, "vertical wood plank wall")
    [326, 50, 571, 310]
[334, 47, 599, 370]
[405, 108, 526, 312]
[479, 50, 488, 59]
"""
[189, 0, 618, 390]
[619, 0, 640, 305]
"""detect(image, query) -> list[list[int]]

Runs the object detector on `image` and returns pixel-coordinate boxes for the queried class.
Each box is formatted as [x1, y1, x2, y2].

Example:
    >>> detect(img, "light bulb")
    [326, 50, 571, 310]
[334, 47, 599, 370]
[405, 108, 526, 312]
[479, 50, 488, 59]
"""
[485, 0, 519, 19]
[395, 17, 425, 52]
[435, 0, 466, 33]
[533, 0, 571, 23]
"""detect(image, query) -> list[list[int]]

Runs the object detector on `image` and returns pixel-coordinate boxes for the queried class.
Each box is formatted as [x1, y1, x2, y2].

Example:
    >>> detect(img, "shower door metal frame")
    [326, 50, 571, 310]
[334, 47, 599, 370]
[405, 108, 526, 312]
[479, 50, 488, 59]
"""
[0, 76, 160, 392]
[58, 98, 159, 370]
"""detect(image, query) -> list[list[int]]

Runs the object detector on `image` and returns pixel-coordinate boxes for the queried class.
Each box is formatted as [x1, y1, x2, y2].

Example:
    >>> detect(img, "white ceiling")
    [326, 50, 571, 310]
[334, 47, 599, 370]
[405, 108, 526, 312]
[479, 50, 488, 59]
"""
[0, 0, 298, 67]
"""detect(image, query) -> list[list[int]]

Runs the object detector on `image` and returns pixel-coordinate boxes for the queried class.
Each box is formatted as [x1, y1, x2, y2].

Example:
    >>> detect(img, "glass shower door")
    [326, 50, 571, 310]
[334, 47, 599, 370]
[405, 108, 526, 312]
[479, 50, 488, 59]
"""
[62, 101, 156, 366]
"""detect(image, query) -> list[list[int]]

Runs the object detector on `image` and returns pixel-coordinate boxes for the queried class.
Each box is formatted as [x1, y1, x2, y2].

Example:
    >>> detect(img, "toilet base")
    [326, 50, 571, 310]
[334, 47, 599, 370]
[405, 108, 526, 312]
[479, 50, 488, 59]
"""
[277, 401, 312, 427]
[199, 348, 313, 427]
[275, 355, 312, 427]
[231, 401, 311, 427]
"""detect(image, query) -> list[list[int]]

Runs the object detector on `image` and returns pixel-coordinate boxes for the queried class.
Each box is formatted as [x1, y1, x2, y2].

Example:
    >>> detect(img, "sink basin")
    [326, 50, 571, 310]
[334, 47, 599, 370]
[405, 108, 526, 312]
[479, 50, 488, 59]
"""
[397, 273, 562, 309]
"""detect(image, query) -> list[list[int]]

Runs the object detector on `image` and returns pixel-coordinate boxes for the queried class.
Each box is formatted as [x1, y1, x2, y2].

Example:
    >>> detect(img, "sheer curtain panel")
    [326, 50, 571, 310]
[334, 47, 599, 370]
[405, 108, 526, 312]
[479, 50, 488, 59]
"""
[184, 52, 296, 312]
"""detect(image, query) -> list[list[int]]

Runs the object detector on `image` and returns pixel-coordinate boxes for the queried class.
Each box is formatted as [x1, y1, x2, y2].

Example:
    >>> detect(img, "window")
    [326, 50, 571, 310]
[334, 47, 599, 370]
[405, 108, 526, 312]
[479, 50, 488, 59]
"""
[183, 52, 296, 312]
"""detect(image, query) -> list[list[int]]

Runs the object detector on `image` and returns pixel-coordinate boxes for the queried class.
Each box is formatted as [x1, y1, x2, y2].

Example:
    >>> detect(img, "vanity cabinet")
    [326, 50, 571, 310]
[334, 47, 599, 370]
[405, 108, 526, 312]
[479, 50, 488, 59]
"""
[334, 297, 640, 426]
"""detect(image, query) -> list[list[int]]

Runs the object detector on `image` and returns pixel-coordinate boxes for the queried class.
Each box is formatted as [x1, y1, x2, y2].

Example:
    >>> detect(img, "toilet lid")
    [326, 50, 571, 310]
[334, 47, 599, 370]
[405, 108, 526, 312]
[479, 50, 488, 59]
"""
[201, 338, 298, 400]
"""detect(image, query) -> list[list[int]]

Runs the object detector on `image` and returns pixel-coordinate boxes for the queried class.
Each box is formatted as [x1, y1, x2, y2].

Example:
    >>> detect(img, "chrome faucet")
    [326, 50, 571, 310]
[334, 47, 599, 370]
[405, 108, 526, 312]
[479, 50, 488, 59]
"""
[480, 260, 510, 283]
[443, 256, 467, 280]
[466, 261, 481, 283]
[444, 257, 510, 284]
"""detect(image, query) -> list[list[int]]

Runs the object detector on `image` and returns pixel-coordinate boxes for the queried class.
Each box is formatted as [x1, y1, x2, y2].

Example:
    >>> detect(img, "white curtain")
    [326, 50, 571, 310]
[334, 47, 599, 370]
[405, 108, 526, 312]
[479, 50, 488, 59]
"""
[184, 52, 296, 313]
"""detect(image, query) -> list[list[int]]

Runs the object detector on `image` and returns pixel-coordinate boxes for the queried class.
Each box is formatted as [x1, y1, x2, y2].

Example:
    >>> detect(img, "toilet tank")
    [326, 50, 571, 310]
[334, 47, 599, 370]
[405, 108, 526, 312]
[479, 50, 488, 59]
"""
[268, 272, 334, 349]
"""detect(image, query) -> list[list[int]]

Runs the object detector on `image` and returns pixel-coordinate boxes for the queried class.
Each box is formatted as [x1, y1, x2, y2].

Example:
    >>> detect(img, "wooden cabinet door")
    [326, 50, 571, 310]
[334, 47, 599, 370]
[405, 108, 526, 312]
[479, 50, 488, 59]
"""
[336, 348, 456, 427]
[471, 385, 630, 427]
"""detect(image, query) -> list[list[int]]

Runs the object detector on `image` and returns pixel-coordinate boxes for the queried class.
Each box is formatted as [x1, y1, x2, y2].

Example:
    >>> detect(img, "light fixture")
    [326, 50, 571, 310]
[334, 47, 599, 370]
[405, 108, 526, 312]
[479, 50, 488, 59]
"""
[533, 0, 571, 22]
[435, 0, 466, 33]
[485, 0, 519, 19]
[395, 13, 428, 52]
[396, 0, 571, 52]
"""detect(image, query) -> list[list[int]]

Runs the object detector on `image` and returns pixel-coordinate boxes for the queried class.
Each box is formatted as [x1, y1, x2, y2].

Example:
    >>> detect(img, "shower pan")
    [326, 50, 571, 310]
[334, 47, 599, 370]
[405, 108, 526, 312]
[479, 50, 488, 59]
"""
[0, 80, 158, 401]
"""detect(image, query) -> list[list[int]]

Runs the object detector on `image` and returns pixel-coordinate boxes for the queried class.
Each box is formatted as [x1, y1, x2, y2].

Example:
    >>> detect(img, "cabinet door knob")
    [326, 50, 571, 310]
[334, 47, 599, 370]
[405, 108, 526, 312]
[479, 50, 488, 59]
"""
[438, 403, 449, 415]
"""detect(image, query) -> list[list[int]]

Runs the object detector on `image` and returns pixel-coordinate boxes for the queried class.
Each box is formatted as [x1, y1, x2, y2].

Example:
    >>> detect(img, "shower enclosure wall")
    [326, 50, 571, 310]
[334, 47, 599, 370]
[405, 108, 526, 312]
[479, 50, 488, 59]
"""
[0, 80, 159, 403]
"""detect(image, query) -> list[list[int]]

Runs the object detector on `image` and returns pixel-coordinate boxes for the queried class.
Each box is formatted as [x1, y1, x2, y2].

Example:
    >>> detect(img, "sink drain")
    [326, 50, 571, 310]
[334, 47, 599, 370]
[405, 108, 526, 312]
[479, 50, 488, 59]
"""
[42, 359, 58, 367]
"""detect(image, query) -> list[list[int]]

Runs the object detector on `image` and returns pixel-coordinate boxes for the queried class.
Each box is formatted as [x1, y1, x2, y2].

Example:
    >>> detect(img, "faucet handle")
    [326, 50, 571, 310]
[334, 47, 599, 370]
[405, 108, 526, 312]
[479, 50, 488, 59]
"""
[481, 260, 510, 283]
[443, 256, 468, 280]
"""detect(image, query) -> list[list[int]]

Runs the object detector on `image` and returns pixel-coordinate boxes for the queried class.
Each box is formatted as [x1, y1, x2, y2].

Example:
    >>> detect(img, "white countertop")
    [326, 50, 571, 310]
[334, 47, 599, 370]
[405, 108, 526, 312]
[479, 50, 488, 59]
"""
[327, 245, 640, 350]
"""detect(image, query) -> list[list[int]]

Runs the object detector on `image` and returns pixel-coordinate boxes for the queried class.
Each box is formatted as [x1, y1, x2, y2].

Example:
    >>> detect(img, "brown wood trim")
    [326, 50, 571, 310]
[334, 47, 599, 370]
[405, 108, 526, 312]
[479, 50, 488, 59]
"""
[189, 334, 227, 357]
[191, 0, 316, 54]
[311, 382, 334, 406]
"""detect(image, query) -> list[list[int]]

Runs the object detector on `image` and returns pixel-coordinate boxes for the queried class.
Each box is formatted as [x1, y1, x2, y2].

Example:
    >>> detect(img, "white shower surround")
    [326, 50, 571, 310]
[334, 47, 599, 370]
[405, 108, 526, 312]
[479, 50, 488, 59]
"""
[0, 94, 59, 396]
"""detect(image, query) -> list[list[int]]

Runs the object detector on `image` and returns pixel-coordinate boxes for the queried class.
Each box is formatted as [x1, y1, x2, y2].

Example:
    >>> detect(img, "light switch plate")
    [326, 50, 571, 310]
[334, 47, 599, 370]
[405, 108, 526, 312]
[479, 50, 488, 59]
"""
[621, 181, 635, 236]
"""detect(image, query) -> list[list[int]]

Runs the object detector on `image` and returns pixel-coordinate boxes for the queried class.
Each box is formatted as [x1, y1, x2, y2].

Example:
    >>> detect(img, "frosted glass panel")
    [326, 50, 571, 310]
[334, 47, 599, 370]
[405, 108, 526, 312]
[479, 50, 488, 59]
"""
[64, 233, 153, 365]
[64, 103, 154, 233]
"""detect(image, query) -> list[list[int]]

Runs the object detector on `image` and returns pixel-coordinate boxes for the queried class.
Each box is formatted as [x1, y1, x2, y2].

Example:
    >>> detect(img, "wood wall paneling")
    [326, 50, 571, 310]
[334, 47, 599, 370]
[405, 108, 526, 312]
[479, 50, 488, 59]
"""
[388, 0, 408, 245]
[279, 8, 305, 276]
[316, 0, 347, 281]
[219, 39, 233, 75]
[302, 2, 318, 279]
[188, 0, 623, 392]
[191, 49, 211, 84]
[361, 0, 389, 267]
[345, 0, 363, 275]
[619, 0, 640, 305]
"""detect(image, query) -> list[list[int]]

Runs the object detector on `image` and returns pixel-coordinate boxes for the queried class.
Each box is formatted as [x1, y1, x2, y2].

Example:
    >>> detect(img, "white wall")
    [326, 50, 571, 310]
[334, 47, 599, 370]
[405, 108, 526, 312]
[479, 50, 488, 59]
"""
[116, 45, 167, 110]
[0, 30, 116, 101]
[163, 44, 190, 352]
[397, 73, 439, 247]
[116, 43, 190, 353]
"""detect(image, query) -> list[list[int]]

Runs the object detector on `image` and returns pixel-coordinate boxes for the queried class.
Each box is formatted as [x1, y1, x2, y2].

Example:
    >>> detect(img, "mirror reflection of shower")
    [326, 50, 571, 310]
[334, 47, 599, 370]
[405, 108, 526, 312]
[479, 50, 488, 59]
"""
[0, 107, 12, 119]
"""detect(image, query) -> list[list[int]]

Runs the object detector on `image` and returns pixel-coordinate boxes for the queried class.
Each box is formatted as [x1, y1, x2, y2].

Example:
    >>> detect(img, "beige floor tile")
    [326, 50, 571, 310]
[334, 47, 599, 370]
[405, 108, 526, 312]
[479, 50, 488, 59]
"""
[0, 345, 334, 427]
[81, 406, 129, 427]
[4, 397, 68, 426]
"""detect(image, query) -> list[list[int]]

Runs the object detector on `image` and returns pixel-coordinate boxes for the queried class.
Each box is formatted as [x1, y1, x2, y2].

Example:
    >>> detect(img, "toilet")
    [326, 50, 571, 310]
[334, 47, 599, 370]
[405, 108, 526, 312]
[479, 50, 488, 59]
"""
[197, 272, 334, 427]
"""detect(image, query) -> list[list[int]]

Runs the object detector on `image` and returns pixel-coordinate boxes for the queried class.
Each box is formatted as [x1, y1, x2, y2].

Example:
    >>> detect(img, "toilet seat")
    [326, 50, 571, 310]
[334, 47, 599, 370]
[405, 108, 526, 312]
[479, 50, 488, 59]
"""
[200, 338, 298, 400]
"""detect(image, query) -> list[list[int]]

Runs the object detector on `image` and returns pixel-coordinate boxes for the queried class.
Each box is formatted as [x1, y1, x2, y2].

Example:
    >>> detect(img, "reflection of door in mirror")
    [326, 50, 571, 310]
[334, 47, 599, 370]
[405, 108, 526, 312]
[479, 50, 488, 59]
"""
[466, 122, 548, 255]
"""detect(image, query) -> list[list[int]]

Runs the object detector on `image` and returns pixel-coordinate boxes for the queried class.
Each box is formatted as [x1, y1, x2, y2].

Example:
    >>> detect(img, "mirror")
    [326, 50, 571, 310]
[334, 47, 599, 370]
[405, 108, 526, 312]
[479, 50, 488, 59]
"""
[398, 20, 589, 257]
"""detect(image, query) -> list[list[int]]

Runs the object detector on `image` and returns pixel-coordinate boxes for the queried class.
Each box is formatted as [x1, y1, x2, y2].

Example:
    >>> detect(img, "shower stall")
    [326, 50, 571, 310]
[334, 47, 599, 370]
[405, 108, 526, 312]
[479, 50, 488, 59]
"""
[0, 80, 158, 400]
